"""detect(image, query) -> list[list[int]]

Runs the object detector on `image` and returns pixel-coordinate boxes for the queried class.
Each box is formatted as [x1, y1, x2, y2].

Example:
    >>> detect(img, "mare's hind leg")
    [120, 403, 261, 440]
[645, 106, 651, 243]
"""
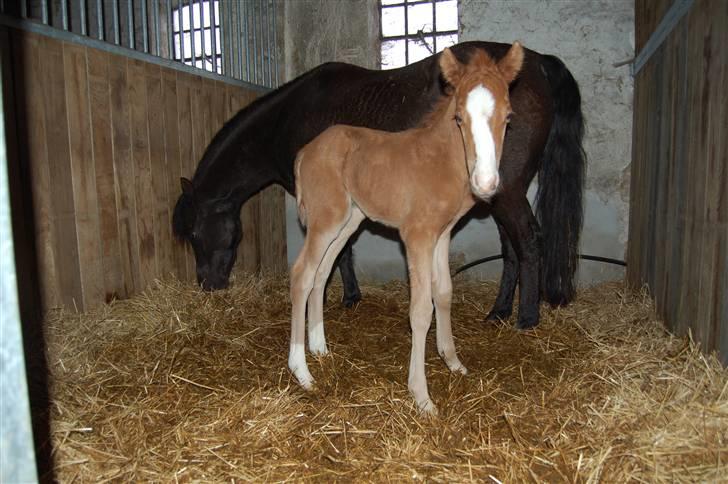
[290, 213, 351, 388]
[307, 207, 366, 355]
[402, 230, 437, 414]
[432, 231, 467, 375]
[486, 220, 519, 322]
[337, 242, 362, 307]
[490, 195, 542, 330]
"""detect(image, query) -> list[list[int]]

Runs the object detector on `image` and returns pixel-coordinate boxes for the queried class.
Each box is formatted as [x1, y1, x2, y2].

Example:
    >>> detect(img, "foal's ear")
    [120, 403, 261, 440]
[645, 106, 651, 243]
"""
[180, 177, 194, 196]
[440, 48, 463, 86]
[498, 41, 524, 84]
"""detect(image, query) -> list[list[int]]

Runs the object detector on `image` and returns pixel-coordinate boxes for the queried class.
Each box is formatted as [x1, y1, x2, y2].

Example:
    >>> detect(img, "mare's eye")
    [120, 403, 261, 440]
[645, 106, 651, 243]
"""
[454, 113, 463, 126]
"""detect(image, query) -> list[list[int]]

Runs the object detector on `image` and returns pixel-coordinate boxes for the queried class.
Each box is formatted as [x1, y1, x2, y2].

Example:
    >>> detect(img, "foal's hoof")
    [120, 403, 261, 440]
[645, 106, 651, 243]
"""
[309, 345, 329, 356]
[342, 291, 362, 308]
[451, 363, 468, 375]
[515, 314, 539, 330]
[417, 398, 438, 416]
[291, 367, 315, 390]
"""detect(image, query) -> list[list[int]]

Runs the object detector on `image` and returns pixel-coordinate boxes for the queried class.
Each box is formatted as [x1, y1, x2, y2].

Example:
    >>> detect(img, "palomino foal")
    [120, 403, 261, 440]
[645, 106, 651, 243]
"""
[289, 43, 524, 413]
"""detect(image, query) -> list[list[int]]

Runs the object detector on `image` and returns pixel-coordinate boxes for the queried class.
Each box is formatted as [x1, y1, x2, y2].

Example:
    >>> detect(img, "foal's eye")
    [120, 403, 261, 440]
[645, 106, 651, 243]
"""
[454, 114, 463, 126]
[506, 112, 514, 123]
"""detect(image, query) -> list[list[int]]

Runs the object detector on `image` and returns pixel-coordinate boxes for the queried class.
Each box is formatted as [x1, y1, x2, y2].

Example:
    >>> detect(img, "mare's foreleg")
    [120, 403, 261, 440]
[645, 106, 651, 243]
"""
[486, 220, 519, 321]
[491, 195, 542, 329]
[403, 231, 437, 414]
[432, 231, 467, 375]
[307, 207, 366, 354]
[337, 241, 362, 308]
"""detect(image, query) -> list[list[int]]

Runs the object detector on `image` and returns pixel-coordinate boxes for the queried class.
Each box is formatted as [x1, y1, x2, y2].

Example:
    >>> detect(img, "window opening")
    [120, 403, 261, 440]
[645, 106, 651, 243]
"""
[380, 0, 458, 69]
[173, 0, 222, 74]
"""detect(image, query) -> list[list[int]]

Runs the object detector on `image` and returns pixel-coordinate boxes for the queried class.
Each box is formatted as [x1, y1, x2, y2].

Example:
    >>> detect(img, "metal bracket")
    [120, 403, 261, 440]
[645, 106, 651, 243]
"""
[632, 0, 695, 76]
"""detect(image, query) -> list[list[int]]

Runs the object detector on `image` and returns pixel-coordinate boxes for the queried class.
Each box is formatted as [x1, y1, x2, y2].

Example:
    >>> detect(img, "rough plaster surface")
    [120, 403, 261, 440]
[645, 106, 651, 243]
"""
[458, 0, 634, 285]
[284, 0, 633, 286]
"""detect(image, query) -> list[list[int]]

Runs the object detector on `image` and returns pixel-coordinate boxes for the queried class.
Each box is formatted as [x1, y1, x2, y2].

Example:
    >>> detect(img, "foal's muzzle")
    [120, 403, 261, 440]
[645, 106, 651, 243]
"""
[471, 172, 500, 200]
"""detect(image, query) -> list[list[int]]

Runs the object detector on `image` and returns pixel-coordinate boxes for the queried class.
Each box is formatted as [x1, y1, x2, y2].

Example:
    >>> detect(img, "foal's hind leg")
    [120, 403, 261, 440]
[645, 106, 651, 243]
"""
[307, 207, 366, 355]
[290, 216, 350, 388]
[432, 231, 467, 375]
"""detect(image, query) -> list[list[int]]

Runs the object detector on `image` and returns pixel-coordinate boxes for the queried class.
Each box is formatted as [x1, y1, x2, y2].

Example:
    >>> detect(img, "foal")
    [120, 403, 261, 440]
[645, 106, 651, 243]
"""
[290, 43, 524, 413]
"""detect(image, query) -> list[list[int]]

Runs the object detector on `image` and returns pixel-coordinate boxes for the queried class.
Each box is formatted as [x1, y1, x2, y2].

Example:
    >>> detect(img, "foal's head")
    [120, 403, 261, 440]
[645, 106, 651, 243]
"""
[440, 43, 524, 201]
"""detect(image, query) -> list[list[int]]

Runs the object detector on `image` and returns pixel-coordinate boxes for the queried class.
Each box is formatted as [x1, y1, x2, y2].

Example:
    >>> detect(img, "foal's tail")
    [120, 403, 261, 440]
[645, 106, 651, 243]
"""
[294, 151, 307, 227]
[537, 54, 587, 306]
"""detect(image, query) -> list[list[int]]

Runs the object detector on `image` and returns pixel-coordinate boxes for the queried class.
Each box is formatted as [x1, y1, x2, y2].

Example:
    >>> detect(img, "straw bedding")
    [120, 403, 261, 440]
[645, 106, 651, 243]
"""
[45, 274, 727, 482]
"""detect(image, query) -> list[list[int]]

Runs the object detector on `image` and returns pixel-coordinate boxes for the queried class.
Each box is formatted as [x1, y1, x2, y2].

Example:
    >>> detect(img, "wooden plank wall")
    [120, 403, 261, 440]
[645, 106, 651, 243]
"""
[629, 0, 728, 363]
[3, 28, 287, 312]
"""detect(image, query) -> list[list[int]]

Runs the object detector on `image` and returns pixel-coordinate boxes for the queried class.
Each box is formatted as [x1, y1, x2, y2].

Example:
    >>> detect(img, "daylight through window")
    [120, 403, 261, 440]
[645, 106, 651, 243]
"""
[380, 0, 458, 69]
[173, 0, 222, 74]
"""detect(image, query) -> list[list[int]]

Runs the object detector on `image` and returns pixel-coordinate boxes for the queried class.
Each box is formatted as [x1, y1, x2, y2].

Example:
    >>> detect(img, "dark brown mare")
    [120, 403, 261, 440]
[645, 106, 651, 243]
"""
[291, 45, 523, 413]
[172, 41, 585, 330]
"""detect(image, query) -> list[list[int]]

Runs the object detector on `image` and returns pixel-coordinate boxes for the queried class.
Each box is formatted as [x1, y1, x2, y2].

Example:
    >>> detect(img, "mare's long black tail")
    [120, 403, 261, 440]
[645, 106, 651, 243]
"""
[537, 54, 587, 306]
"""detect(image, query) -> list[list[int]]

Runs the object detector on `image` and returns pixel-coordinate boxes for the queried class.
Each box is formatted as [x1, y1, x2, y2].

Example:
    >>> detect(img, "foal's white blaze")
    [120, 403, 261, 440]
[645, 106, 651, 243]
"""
[465, 85, 500, 199]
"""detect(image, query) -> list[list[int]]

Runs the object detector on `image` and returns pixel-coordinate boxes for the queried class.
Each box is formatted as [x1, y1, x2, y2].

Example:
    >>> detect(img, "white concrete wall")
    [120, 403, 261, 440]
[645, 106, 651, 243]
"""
[284, 0, 634, 286]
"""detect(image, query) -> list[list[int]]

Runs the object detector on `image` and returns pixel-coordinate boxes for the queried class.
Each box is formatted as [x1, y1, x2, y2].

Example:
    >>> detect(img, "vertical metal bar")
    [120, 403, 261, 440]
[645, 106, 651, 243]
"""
[20, 0, 27, 18]
[210, 0, 217, 73]
[153, 0, 160, 56]
[127, 0, 135, 49]
[80, 0, 88, 35]
[432, 0, 436, 52]
[251, 0, 258, 84]
[221, 0, 228, 76]
[142, 0, 149, 52]
[178, 0, 185, 61]
[198, 0, 205, 70]
[265, 0, 271, 87]
[112, 0, 120, 44]
[224, 0, 232, 77]
[243, 3, 250, 81]
[61, 0, 69, 30]
[166, 0, 173, 59]
[188, 0, 196, 67]
[41, 0, 49, 25]
[259, 0, 264, 86]
[97, 0, 104, 40]
[272, 0, 278, 87]
[404, 2, 409, 64]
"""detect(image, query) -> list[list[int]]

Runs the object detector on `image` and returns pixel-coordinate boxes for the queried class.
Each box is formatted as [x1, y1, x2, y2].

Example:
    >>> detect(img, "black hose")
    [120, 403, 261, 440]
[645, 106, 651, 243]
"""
[453, 253, 626, 276]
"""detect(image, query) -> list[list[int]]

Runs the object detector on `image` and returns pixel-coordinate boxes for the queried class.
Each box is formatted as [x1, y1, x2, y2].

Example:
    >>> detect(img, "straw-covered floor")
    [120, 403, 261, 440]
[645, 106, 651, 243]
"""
[45, 274, 727, 482]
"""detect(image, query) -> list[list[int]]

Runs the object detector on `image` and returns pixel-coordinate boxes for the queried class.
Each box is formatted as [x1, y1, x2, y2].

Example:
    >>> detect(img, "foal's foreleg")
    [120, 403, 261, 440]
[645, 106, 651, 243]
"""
[432, 231, 467, 375]
[403, 234, 437, 414]
[307, 208, 365, 355]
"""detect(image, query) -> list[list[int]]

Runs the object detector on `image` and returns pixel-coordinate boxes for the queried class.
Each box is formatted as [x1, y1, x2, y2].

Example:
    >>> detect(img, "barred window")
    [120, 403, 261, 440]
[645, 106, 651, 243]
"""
[380, 0, 458, 69]
[173, 0, 222, 73]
